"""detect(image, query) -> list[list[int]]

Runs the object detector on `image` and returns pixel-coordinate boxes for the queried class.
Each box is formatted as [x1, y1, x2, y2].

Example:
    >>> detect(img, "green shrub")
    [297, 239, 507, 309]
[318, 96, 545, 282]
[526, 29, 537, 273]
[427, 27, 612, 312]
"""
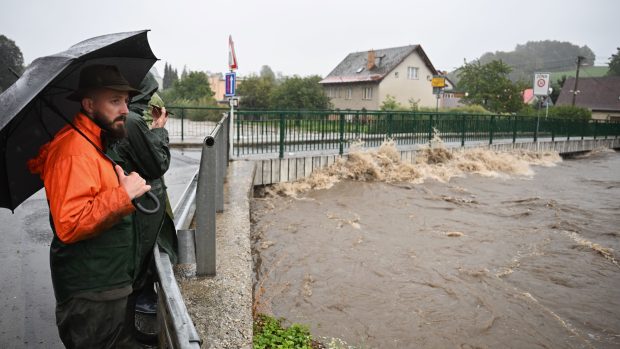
[253, 315, 314, 349]
[547, 105, 591, 120]
[167, 96, 226, 122]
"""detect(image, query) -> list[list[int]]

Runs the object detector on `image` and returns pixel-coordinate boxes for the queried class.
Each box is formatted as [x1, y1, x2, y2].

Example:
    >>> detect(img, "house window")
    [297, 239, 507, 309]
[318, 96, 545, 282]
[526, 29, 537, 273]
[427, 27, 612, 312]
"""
[394, 71, 399, 78]
[407, 67, 419, 80]
[362, 87, 373, 100]
[327, 87, 340, 98]
[345, 88, 352, 100]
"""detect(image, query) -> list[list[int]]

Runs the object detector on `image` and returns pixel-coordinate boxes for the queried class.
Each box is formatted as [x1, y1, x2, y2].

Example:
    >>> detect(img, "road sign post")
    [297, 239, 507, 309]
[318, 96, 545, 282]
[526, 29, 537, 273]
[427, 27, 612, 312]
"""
[227, 35, 238, 156]
[431, 75, 446, 113]
[533, 73, 550, 143]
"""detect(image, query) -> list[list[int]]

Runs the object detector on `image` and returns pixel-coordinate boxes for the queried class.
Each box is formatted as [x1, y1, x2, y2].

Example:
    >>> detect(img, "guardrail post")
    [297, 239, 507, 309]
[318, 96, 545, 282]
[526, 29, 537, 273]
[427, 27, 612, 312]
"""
[339, 112, 345, 155]
[461, 115, 466, 147]
[489, 115, 495, 145]
[180, 108, 185, 142]
[279, 113, 285, 159]
[195, 138, 217, 276]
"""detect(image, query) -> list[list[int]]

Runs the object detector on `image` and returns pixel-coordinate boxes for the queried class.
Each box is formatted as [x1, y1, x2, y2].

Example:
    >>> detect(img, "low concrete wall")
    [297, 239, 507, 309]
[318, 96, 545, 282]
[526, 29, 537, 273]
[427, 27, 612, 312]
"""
[253, 138, 620, 186]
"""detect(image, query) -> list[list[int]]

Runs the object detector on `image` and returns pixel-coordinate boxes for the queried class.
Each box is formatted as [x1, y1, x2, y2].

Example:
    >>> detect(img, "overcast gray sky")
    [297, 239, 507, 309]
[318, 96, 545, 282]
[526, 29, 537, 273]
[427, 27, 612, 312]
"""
[1, 0, 618, 77]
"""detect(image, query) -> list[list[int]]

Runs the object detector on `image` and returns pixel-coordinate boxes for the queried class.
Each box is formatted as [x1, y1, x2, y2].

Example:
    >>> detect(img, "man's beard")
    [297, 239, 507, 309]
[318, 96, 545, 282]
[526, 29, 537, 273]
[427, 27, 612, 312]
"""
[92, 111, 128, 140]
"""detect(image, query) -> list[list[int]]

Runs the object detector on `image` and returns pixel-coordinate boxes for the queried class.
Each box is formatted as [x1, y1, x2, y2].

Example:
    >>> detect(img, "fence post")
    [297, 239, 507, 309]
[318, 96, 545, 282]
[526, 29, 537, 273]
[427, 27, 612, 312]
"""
[533, 116, 538, 142]
[387, 113, 393, 139]
[428, 114, 434, 143]
[593, 120, 597, 140]
[512, 116, 517, 144]
[461, 115, 466, 147]
[195, 138, 217, 276]
[551, 119, 555, 142]
[339, 112, 345, 155]
[489, 115, 495, 145]
[180, 108, 185, 142]
[279, 113, 285, 159]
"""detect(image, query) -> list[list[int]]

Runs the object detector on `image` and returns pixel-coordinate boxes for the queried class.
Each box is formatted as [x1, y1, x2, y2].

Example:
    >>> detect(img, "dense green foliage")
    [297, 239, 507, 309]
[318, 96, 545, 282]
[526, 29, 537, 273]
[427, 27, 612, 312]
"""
[253, 315, 314, 349]
[457, 60, 525, 113]
[0, 35, 24, 92]
[608, 47, 620, 76]
[236, 75, 275, 109]
[237, 67, 331, 110]
[449, 40, 596, 83]
[519, 105, 592, 120]
[160, 69, 221, 121]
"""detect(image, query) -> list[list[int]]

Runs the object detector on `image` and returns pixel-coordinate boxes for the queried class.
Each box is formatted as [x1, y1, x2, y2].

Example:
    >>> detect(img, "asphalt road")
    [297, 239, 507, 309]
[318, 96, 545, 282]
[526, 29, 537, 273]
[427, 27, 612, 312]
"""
[0, 149, 200, 348]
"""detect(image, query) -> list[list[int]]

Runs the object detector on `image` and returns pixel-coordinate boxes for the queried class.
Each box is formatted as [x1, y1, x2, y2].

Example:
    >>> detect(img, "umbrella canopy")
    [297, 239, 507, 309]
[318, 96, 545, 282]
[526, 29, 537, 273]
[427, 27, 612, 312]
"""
[0, 30, 157, 211]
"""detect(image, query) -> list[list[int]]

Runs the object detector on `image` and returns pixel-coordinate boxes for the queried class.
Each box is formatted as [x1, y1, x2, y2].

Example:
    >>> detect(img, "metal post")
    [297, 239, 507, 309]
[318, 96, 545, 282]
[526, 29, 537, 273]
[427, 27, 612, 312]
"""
[236, 111, 241, 157]
[512, 116, 517, 144]
[215, 132, 225, 213]
[387, 113, 393, 139]
[229, 102, 234, 158]
[195, 139, 217, 276]
[339, 112, 345, 155]
[180, 108, 185, 142]
[461, 115, 466, 147]
[489, 115, 495, 145]
[279, 113, 285, 159]
[593, 120, 597, 140]
[535, 103, 540, 143]
[428, 114, 434, 143]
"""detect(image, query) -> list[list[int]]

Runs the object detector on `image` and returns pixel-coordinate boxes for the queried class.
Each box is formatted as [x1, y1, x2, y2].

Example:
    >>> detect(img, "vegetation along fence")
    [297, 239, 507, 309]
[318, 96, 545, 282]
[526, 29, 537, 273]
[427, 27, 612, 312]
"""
[233, 110, 620, 158]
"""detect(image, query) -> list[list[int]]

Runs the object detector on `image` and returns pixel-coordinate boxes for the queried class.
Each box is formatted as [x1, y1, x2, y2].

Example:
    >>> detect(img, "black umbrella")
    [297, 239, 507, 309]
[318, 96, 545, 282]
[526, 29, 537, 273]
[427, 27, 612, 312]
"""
[0, 30, 160, 213]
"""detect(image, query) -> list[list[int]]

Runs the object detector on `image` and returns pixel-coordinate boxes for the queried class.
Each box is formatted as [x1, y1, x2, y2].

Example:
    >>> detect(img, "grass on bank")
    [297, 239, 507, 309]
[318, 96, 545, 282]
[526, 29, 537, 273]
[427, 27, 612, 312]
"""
[253, 314, 320, 349]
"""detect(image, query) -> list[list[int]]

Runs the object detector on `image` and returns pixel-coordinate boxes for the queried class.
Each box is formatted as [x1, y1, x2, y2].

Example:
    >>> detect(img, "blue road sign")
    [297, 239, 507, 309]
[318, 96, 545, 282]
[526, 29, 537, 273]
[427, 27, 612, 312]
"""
[225, 72, 236, 97]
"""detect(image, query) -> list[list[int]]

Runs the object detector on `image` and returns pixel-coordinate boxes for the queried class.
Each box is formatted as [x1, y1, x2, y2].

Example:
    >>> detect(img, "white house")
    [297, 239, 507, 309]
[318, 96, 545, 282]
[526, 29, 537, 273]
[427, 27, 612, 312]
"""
[320, 45, 441, 110]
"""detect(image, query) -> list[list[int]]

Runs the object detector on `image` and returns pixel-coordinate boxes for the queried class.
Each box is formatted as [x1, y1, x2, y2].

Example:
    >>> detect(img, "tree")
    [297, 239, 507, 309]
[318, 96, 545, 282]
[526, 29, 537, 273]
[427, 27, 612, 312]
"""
[259, 65, 276, 82]
[607, 47, 620, 76]
[269, 75, 332, 110]
[162, 62, 178, 90]
[236, 74, 275, 109]
[449, 40, 597, 84]
[457, 60, 525, 113]
[0, 35, 25, 92]
[166, 71, 213, 101]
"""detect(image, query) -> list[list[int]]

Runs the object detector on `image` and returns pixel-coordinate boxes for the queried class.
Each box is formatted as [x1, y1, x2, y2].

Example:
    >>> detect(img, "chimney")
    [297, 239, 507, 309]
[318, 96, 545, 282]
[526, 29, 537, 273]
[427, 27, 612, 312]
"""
[367, 50, 376, 70]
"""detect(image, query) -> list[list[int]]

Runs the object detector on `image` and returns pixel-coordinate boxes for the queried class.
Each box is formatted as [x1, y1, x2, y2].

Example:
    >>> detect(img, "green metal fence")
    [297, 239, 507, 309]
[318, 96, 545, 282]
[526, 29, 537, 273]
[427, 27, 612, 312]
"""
[233, 110, 620, 158]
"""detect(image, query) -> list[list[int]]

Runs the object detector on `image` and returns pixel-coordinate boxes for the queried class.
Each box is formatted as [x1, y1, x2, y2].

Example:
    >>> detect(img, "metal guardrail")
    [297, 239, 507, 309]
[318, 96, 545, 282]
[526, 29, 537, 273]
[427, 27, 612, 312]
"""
[233, 110, 620, 158]
[154, 112, 230, 347]
[195, 113, 230, 276]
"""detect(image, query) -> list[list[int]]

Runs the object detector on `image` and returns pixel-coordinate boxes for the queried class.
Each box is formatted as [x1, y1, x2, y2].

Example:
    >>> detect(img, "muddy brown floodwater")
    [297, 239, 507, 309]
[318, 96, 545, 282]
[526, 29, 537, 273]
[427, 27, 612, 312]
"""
[251, 146, 620, 349]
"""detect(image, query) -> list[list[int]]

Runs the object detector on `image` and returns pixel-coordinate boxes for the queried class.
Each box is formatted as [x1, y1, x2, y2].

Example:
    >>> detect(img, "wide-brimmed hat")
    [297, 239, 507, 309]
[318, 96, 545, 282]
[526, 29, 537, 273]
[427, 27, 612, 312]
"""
[67, 64, 140, 101]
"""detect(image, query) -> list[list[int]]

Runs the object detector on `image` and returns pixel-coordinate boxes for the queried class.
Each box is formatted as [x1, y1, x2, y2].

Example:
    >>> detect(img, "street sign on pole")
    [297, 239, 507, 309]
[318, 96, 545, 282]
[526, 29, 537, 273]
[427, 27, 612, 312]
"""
[225, 72, 236, 97]
[533, 73, 550, 96]
[228, 35, 238, 71]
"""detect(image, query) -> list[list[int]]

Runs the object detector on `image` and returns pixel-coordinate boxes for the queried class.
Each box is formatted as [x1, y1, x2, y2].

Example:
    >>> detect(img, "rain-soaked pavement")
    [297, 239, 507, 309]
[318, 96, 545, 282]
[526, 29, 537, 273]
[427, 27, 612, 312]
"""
[252, 149, 620, 348]
[0, 149, 200, 348]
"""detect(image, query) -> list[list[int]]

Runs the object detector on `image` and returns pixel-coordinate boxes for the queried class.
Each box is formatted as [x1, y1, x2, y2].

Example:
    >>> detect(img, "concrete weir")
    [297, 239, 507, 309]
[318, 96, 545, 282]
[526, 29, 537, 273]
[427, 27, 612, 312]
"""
[252, 138, 620, 185]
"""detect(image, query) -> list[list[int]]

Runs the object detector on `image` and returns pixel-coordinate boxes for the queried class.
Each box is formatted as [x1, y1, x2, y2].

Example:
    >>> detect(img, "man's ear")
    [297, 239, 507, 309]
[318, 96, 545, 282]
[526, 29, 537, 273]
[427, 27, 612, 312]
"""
[81, 97, 95, 114]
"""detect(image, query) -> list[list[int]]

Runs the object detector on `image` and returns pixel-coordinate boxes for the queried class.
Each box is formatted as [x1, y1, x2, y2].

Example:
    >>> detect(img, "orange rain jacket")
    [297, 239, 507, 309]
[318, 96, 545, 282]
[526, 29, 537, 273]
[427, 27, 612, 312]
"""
[28, 112, 135, 243]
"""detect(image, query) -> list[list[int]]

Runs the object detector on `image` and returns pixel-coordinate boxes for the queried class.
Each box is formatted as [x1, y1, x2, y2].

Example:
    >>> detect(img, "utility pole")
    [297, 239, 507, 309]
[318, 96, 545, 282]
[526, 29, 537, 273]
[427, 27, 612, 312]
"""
[571, 56, 584, 106]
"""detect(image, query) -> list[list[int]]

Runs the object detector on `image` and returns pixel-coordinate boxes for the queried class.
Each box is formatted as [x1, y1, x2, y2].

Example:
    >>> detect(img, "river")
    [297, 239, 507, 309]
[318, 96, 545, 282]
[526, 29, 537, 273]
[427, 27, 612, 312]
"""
[251, 146, 620, 348]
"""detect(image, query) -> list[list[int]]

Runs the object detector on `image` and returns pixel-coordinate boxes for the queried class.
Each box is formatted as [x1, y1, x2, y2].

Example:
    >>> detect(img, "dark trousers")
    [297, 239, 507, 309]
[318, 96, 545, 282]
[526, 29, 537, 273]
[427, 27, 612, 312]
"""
[55, 295, 138, 348]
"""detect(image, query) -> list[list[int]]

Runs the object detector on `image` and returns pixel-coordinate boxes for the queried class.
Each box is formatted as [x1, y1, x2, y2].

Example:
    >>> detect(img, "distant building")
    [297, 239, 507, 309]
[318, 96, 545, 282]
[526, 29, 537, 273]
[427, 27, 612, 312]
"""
[555, 76, 620, 121]
[319, 45, 441, 110]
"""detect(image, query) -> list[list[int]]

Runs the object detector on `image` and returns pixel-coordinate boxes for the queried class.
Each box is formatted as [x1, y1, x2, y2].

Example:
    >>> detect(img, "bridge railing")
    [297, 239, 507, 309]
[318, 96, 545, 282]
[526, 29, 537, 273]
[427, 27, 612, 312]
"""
[233, 110, 620, 158]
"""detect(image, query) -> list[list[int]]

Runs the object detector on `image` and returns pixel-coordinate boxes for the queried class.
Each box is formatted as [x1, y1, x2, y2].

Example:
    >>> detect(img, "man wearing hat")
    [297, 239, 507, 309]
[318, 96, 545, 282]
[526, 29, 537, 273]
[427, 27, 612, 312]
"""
[28, 64, 151, 348]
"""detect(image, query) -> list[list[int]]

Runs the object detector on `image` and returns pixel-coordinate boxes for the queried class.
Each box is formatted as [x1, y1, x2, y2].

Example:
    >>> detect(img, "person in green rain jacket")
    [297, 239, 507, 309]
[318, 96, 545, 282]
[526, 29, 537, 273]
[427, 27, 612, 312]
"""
[107, 72, 178, 318]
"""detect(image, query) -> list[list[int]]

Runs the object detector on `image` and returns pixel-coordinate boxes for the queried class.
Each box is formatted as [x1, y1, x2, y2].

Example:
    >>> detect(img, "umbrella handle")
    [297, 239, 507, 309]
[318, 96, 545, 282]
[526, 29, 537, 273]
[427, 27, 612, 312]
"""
[133, 191, 160, 215]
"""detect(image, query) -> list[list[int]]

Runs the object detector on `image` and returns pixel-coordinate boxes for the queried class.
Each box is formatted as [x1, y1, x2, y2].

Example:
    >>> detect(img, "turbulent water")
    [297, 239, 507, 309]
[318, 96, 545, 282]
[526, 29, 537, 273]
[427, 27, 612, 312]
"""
[251, 144, 620, 349]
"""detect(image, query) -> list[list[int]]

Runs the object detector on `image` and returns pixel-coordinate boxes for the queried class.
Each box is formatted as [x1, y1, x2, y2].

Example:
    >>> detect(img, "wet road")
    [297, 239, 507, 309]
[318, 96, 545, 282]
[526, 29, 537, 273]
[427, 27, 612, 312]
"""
[0, 149, 199, 348]
[252, 149, 620, 348]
